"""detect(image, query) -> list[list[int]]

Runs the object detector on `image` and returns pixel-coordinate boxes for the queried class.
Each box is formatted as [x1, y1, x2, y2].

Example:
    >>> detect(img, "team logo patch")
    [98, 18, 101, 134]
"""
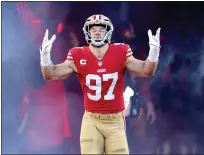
[98, 60, 102, 66]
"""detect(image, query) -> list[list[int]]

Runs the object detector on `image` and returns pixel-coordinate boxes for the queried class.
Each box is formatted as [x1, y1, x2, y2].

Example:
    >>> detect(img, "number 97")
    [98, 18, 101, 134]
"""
[86, 72, 118, 101]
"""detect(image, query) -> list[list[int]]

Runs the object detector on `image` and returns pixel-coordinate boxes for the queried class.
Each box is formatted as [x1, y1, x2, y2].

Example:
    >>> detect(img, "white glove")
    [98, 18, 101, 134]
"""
[40, 29, 56, 66]
[147, 27, 161, 62]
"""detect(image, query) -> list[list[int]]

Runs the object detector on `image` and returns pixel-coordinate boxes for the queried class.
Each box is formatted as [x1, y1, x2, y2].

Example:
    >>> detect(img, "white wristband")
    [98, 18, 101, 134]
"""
[40, 54, 52, 66]
[147, 47, 160, 62]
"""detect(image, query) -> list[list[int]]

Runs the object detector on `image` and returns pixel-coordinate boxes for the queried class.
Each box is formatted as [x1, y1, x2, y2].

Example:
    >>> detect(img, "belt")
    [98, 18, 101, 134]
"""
[86, 111, 123, 120]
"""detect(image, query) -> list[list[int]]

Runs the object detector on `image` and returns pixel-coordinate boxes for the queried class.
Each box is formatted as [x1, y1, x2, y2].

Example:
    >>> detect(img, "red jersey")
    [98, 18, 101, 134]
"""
[67, 43, 133, 113]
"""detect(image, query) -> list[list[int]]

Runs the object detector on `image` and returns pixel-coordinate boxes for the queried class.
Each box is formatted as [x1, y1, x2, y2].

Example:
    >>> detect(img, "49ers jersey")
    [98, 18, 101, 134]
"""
[67, 43, 133, 113]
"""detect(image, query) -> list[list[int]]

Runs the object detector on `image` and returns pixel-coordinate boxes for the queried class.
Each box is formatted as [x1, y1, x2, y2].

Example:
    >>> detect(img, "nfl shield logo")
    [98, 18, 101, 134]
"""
[98, 61, 102, 66]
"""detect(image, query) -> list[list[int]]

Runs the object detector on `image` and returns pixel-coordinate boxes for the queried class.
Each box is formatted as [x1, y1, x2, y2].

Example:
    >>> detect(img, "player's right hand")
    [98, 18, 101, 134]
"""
[40, 29, 56, 56]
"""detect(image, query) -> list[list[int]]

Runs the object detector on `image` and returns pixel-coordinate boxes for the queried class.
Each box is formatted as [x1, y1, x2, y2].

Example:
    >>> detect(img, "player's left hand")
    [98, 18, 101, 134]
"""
[146, 102, 156, 124]
[148, 28, 161, 51]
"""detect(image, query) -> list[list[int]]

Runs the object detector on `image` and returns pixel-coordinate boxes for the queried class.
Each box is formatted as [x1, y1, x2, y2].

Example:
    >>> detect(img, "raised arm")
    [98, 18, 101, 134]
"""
[41, 60, 76, 81]
[126, 28, 161, 77]
[40, 29, 77, 81]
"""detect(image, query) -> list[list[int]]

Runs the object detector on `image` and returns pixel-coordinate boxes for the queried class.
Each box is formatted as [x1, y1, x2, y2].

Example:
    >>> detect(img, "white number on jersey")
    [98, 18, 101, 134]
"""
[85, 72, 118, 101]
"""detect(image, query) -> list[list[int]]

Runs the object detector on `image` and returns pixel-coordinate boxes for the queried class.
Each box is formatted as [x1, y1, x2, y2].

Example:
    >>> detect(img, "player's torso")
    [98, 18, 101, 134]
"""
[72, 44, 127, 113]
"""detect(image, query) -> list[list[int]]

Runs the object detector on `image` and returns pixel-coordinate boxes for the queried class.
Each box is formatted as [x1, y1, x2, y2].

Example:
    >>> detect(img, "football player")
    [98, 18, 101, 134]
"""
[40, 14, 161, 154]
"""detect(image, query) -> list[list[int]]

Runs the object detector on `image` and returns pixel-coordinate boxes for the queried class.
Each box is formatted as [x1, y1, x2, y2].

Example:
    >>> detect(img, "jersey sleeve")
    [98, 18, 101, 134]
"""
[120, 43, 133, 59]
[67, 47, 80, 64]
[67, 47, 83, 63]
[124, 44, 133, 59]
[67, 49, 74, 62]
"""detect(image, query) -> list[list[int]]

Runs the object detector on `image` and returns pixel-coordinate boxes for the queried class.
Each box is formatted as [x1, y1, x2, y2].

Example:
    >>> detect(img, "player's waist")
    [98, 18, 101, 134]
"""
[84, 100, 125, 114]
[85, 110, 124, 120]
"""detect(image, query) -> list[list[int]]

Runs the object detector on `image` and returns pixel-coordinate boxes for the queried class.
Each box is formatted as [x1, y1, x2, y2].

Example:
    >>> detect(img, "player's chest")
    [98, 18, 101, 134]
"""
[76, 54, 124, 76]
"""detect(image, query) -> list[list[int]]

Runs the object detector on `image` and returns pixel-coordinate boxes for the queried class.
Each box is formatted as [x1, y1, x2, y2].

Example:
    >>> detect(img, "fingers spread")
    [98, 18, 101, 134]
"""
[148, 29, 153, 38]
[50, 34, 56, 44]
[155, 27, 161, 40]
[42, 29, 49, 45]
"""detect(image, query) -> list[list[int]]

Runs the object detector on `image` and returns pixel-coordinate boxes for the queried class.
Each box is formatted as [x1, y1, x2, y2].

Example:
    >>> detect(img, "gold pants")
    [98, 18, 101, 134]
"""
[80, 111, 129, 154]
